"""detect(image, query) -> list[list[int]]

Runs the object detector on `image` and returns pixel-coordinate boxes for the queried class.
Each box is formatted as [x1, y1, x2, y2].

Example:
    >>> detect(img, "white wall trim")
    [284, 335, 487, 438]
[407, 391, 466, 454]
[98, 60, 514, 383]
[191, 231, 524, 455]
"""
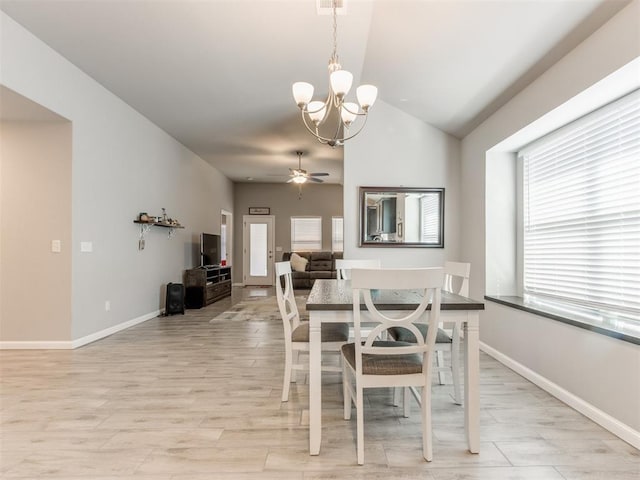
[0, 341, 74, 349]
[0, 310, 161, 350]
[480, 341, 640, 449]
[72, 310, 161, 348]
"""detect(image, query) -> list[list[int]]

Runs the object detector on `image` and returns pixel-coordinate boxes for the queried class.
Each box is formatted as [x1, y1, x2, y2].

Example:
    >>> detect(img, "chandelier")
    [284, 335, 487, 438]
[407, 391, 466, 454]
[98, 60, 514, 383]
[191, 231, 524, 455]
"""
[292, 0, 377, 147]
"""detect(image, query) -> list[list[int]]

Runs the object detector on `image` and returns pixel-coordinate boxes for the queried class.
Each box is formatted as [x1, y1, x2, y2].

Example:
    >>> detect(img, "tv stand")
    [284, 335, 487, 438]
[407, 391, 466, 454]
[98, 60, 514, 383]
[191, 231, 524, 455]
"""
[184, 266, 231, 308]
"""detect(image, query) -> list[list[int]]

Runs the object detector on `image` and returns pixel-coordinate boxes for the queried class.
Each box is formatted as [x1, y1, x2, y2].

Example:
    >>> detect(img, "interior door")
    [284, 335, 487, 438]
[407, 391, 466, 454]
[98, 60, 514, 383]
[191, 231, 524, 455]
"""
[243, 215, 275, 286]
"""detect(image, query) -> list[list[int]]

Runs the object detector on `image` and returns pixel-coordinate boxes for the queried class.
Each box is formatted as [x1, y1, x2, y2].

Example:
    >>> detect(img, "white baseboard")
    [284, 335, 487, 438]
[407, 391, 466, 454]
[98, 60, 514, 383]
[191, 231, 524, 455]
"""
[480, 341, 640, 449]
[71, 310, 161, 348]
[0, 340, 74, 349]
[0, 310, 161, 350]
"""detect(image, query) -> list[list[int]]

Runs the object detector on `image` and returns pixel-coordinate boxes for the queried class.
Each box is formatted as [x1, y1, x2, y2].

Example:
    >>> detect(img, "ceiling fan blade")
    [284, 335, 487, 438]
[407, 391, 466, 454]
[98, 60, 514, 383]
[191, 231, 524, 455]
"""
[309, 172, 329, 176]
[308, 177, 324, 183]
[286, 178, 295, 183]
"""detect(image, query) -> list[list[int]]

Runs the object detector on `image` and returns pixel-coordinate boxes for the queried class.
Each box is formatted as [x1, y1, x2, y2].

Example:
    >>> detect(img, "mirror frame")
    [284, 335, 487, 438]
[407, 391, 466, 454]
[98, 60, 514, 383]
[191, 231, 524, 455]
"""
[358, 186, 445, 248]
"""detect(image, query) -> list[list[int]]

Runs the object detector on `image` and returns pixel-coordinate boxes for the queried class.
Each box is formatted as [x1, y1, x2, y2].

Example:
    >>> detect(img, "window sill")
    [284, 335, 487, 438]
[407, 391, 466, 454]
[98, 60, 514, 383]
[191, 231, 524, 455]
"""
[484, 295, 640, 345]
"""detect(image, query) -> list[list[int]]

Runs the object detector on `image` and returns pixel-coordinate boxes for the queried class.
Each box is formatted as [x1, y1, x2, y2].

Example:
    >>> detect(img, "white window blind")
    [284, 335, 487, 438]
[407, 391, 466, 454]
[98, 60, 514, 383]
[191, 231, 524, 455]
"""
[520, 89, 640, 314]
[291, 217, 322, 251]
[332, 217, 344, 252]
[420, 193, 442, 244]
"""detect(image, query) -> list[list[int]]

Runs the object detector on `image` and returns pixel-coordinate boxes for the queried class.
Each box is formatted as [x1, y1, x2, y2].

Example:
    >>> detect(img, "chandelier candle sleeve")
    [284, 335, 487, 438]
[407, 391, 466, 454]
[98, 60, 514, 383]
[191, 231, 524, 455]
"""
[292, 0, 377, 147]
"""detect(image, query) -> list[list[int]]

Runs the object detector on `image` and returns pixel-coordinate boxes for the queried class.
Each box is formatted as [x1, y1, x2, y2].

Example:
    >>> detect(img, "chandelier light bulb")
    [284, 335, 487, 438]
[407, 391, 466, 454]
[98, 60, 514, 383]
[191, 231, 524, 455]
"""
[292, 82, 314, 107]
[341, 102, 359, 126]
[307, 101, 327, 124]
[357, 84, 378, 110]
[329, 70, 353, 98]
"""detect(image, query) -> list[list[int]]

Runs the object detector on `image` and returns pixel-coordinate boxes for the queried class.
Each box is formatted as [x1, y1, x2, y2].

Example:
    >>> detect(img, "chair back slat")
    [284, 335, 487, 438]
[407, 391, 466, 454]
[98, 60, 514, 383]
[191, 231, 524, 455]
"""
[351, 267, 443, 374]
[336, 259, 381, 280]
[443, 261, 470, 296]
[275, 261, 300, 335]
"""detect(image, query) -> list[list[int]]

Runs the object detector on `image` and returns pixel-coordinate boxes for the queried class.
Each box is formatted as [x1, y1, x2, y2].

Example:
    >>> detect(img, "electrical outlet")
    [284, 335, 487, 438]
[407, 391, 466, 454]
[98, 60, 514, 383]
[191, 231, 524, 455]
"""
[51, 240, 61, 253]
[105, 301, 111, 312]
[80, 241, 93, 253]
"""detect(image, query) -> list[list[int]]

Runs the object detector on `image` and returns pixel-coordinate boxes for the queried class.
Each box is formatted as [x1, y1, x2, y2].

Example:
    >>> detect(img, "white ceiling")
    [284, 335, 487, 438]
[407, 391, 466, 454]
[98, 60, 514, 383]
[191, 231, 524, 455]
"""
[0, 0, 631, 184]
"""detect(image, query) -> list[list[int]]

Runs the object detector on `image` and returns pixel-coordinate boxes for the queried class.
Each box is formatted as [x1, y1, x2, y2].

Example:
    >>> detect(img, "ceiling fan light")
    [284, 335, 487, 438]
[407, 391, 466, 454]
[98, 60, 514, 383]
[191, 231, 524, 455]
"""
[307, 101, 327, 124]
[293, 82, 314, 107]
[330, 70, 353, 98]
[341, 102, 359, 126]
[357, 84, 378, 110]
[292, 176, 307, 184]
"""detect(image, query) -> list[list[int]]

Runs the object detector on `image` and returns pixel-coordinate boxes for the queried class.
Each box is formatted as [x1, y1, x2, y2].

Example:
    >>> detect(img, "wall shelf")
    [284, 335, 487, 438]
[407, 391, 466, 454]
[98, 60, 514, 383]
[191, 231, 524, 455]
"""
[134, 219, 184, 249]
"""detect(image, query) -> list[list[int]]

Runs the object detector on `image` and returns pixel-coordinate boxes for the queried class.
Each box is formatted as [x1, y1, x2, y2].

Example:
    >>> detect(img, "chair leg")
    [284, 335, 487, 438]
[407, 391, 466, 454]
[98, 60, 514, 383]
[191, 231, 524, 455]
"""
[282, 347, 293, 402]
[356, 384, 365, 465]
[403, 387, 411, 418]
[422, 375, 433, 462]
[343, 360, 351, 420]
[393, 387, 400, 407]
[451, 338, 462, 405]
[291, 350, 299, 383]
[436, 350, 446, 385]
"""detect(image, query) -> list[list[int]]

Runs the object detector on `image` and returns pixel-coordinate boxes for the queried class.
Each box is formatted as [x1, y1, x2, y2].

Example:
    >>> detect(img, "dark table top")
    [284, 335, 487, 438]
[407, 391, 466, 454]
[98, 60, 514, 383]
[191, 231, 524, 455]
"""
[306, 279, 485, 311]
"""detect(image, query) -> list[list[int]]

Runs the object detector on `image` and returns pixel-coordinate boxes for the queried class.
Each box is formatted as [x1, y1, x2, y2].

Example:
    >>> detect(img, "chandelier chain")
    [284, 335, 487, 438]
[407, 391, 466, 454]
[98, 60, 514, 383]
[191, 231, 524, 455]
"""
[331, 0, 338, 63]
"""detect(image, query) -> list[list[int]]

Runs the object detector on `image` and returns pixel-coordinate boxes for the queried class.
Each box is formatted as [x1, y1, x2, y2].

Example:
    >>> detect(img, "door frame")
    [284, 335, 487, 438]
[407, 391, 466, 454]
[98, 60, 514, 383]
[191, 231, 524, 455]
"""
[221, 209, 233, 266]
[242, 215, 275, 286]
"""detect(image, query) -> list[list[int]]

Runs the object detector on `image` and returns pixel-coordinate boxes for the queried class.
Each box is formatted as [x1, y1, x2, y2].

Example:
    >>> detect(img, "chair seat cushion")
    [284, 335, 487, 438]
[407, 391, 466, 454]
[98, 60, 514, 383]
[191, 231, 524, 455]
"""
[341, 341, 423, 375]
[291, 322, 349, 343]
[388, 324, 452, 344]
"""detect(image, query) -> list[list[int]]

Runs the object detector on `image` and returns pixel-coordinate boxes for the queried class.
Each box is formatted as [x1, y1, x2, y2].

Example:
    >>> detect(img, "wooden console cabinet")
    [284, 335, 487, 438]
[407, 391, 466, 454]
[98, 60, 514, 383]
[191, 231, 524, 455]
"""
[184, 266, 232, 307]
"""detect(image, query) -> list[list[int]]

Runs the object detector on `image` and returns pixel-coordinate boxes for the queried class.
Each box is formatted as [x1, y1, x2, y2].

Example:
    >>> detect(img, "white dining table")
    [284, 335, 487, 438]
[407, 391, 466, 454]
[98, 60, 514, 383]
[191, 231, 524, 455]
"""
[305, 278, 484, 456]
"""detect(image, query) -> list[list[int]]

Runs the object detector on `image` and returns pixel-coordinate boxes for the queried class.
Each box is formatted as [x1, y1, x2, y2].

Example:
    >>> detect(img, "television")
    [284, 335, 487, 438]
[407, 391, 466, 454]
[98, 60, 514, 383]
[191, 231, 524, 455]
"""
[200, 233, 221, 267]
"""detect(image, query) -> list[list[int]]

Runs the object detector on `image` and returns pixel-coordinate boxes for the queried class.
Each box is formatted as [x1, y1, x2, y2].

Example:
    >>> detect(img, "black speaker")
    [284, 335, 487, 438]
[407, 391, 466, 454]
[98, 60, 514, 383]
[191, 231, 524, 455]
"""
[184, 286, 204, 309]
[165, 283, 185, 315]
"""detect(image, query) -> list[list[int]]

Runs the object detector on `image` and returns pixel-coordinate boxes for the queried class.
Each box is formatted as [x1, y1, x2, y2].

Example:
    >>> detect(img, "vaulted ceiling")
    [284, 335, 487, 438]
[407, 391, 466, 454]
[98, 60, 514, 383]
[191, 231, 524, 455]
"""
[0, 0, 631, 184]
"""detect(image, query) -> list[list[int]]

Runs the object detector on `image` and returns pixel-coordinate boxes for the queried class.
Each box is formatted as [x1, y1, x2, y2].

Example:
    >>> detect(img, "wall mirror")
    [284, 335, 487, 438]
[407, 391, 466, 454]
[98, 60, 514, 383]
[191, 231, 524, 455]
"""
[359, 187, 444, 248]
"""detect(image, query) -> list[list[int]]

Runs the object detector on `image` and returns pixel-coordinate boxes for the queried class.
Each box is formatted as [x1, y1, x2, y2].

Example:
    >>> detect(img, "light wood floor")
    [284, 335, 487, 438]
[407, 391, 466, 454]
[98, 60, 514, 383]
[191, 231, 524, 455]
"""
[1, 287, 638, 479]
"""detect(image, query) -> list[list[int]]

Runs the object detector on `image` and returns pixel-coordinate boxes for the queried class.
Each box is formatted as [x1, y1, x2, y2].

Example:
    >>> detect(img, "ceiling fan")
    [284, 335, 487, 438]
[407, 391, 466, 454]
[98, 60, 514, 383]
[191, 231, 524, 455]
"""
[287, 151, 329, 184]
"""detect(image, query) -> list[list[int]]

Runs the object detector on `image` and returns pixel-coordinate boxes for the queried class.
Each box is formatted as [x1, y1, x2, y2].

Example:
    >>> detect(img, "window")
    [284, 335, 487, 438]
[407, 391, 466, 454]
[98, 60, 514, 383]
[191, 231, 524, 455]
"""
[291, 217, 322, 251]
[519, 89, 640, 315]
[332, 217, 344, 252]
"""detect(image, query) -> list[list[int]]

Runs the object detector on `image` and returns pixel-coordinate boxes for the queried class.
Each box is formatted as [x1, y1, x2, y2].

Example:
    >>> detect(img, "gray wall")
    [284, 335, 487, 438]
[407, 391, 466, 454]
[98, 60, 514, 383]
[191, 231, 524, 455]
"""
[460, 1, 640, 440]
[233, 182, 343, 284]
[1, 12, 234, 344]
[343, 99, 461, 267]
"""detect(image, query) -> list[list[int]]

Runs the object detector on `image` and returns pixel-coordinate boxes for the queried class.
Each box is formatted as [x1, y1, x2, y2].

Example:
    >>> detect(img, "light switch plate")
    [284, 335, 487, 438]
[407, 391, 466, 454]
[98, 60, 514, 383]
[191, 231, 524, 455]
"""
[80, 241, 93, 253]
[51, 240, 61, 253]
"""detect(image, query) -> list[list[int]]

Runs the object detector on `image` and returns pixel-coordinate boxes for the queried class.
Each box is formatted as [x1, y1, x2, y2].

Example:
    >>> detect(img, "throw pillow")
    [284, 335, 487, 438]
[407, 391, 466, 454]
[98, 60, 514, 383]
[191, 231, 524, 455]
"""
[290, 253, 308, 273]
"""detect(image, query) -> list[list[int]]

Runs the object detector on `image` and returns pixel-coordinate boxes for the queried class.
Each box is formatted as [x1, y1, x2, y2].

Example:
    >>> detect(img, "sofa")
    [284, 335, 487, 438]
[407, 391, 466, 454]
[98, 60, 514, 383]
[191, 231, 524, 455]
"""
[281, 251, 343, 289]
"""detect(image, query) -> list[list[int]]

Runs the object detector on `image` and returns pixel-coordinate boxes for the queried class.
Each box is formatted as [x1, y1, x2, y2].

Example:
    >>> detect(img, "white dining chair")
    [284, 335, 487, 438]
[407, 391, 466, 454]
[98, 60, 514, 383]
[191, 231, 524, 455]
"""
[389, 261, 470, 405]
[335, 259, 381, 279]
[341, 267, 443, 465]
[275, 261, 349, 402]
